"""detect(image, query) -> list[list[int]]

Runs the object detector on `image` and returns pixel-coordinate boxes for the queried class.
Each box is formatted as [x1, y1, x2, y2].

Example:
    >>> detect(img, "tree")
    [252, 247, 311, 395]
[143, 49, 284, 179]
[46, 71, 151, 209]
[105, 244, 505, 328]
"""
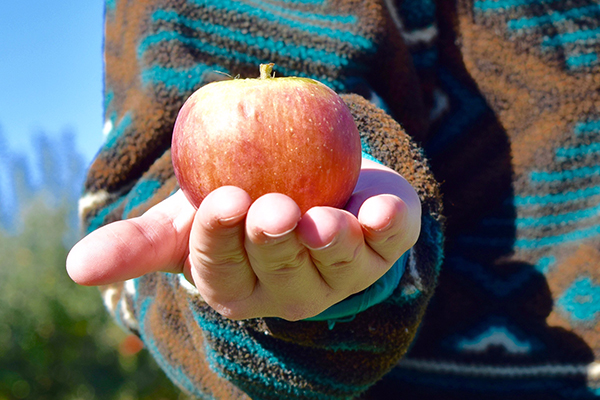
[0, 130, 188, 400]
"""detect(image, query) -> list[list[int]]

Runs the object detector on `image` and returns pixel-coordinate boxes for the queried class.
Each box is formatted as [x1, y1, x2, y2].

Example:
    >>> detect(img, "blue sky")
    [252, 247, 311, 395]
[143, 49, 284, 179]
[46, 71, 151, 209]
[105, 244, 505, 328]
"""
[0, 1, 105, 166]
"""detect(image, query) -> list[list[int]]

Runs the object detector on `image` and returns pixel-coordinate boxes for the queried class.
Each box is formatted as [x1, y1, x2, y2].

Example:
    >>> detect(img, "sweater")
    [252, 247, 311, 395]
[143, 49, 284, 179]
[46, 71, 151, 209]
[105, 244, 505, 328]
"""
[78, 0, 600, 398]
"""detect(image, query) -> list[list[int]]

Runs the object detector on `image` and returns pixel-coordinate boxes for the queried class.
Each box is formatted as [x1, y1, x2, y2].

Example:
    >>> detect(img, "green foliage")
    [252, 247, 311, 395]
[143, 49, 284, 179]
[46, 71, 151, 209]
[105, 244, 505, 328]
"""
[0, 198, 188, 400]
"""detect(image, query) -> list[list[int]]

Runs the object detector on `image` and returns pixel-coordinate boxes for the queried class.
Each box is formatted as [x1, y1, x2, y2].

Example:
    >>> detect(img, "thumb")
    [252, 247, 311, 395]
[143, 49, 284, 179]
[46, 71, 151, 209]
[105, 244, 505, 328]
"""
[66, 190, 196, 286]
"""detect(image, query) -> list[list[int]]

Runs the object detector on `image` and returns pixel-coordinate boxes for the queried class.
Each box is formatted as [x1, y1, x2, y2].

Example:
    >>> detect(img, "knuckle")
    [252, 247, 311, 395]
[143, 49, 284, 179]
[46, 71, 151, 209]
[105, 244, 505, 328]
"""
[193, 245, 246, 268]
[253, 249, 307, 274]
[129, 218, 164, 259]
[320, 243, 361, 271]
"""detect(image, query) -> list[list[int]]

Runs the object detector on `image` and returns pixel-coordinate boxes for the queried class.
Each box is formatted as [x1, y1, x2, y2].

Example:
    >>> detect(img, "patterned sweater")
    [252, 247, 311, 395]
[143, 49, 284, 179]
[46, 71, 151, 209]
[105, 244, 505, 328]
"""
[80, 0, 600, 398]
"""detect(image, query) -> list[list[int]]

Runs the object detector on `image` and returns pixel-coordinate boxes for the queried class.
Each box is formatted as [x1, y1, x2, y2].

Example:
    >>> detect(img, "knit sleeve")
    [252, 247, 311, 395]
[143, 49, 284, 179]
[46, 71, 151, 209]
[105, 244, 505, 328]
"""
[80, 1, 444, 399]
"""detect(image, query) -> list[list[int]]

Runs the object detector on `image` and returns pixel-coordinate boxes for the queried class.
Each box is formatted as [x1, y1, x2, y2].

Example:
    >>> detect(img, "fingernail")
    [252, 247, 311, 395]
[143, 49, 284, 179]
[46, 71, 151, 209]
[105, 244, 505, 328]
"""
[262, 224, 297, 239]
[370, 219, 393, 233]
[304, 241, 335, 251]
[217, 212, 246, 226]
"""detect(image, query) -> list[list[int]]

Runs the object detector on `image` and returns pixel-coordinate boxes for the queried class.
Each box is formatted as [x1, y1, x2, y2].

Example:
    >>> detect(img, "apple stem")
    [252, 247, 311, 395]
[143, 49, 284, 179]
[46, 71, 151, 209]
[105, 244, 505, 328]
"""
[259, 63, 275, 79]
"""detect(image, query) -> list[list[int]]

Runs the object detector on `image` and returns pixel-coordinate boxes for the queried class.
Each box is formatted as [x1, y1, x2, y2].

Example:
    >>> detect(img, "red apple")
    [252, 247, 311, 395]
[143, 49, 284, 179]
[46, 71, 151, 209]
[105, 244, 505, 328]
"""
[171, 64, 362, 214]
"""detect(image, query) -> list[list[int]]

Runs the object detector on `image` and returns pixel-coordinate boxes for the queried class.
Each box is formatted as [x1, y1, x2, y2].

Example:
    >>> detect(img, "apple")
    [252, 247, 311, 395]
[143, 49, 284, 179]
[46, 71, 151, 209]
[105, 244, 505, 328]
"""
[171, 63, 362, 214]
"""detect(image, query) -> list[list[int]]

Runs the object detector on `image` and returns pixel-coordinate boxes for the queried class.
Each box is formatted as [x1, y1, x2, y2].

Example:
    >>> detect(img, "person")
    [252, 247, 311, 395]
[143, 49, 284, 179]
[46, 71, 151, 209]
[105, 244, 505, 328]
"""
[66, 0, 600, 398]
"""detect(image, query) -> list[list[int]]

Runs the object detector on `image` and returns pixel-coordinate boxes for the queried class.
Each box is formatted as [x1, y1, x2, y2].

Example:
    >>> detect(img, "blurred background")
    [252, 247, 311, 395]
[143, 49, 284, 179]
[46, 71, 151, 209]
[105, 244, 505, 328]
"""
[0, 2, 186, 399]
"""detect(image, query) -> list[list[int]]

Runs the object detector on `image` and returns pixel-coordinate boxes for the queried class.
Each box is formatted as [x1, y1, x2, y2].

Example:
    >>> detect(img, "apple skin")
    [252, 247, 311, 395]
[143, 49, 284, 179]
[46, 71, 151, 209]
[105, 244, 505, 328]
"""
[171, 64, 362, 214]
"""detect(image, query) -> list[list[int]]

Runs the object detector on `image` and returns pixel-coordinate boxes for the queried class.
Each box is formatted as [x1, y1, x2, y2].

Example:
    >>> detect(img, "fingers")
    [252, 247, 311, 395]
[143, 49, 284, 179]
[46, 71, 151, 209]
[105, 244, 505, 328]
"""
[358, 194, 420, 263]
[216, 193, 415, 320]
[244, 194, 304, 272]
[243, 194, 326, 319]
[343, 158, 422, 266]
[66, 190, 196, 286]
[297, 206, 384, 296]
[296, 192, 419, 299]
[187, 186, 255, 313]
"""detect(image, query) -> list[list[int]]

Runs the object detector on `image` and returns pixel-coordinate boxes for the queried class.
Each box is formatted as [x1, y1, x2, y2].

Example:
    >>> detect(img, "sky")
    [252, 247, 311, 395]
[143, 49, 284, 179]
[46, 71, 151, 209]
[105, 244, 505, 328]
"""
[0, 1, 105, 167]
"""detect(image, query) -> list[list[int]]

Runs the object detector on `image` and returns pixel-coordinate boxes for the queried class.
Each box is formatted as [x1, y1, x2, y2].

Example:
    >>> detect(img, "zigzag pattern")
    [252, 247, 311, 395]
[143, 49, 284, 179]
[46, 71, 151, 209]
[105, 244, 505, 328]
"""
[457, 119, 600, 251]
[138, 0, 376, 92]
[475, 0, 600, 70]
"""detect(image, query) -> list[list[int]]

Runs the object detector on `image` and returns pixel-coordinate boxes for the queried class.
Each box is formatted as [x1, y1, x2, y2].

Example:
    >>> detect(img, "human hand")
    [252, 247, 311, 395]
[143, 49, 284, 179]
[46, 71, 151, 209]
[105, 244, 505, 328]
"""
[67, 158, 421, 321]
